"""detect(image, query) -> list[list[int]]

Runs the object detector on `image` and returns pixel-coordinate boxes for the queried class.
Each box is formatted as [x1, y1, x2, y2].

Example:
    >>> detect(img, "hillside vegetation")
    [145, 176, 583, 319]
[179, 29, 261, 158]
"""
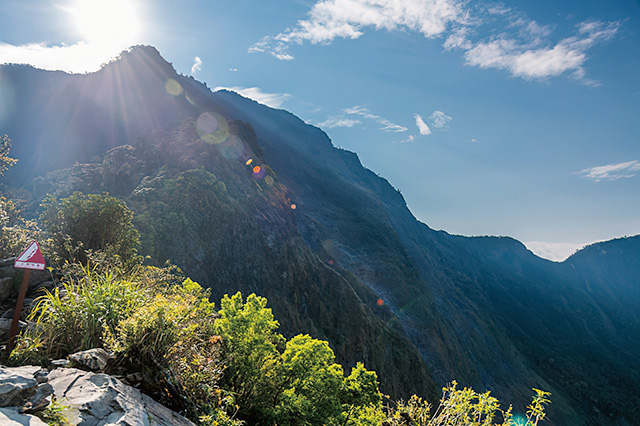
[0, 153, 550, 425]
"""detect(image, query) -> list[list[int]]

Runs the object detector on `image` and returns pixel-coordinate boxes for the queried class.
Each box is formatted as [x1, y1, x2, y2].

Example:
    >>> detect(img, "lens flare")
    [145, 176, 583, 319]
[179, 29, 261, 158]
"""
[252, 165, 267, 179]
[264, 175, 274, 185]
[245, 159, 253, 165]
[290, 204, 297, 210]
[197, 112, 228, 144]
[376, 298, 384, 306]
[165, 79, 183, 96]
[218, 135, 244, 160]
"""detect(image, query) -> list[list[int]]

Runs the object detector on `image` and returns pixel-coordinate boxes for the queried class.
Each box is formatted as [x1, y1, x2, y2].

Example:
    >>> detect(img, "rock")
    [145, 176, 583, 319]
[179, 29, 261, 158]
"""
[0, 318, 26, 343]
[0, 406, 48, 425]
[31, 281, 55, 293]
[47, 368, 195, 426]
[49, 359, 71, 369]
[68, 348, 114, 372]
[27, 270, 53, 290]
[0, 266, 14, 279]
[0, 366, 40, 407]
[0, 277, 13, 303]
[0, 257, 16, 267]
[23, 383, 54, 413]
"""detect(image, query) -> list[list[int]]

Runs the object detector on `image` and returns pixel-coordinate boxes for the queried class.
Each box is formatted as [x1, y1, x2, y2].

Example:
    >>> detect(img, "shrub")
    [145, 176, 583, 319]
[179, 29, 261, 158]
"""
[40, 192, 140, 265]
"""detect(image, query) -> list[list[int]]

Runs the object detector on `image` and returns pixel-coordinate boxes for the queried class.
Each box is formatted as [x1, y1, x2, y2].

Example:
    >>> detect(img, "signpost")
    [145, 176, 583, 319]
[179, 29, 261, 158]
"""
[6, 241, 46, 355]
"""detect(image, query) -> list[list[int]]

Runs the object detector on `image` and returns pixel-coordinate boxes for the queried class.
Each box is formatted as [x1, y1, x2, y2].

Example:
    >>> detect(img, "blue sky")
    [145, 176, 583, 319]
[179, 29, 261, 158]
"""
[1, 0, 639, 261]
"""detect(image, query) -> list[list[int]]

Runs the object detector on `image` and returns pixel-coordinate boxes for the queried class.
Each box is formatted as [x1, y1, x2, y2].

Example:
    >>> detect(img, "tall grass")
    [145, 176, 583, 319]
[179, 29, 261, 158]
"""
[10, 263, 147, 364]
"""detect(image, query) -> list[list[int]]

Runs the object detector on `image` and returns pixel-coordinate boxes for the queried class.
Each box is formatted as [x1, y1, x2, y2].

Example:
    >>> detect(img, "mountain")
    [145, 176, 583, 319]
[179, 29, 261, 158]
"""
[2, 46, 639, 424]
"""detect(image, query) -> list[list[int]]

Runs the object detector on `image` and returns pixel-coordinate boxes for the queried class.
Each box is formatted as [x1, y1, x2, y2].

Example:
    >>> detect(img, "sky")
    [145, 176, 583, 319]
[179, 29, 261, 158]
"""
[1, 0, 639, 261]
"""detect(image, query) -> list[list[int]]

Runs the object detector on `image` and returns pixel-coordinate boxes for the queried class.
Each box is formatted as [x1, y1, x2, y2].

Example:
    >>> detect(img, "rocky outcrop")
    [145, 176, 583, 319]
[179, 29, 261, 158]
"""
[0, 364, 194, 426]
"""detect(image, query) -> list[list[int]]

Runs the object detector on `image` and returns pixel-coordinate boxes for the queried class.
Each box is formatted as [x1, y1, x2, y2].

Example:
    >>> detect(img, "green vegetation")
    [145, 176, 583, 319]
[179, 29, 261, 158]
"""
[40, 192, 140, 265]
[9, 259, 550, 425]
[0, 134, 18, 175]
[1, 187, 551, 425]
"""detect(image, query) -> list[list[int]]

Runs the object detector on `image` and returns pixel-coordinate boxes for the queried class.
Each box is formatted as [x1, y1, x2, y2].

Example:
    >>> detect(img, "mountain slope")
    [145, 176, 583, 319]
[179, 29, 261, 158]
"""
[2, 46, 640, 424]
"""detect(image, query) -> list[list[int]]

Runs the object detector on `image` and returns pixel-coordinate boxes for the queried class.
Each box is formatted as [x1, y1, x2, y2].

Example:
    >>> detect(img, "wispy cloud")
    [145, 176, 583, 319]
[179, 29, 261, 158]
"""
[344, 106, 408, 132]
[250, 0, 620, 82]
[461, 21, 619, 81]
[574, 160, 640, 182]
[191, 56, 202, 74]
[214, 86, 291, 108]
[318, 117, 361, 128]
[414, 114, 431, 135]
[394, 134, 416, 144]
[429, 110, 452, 129]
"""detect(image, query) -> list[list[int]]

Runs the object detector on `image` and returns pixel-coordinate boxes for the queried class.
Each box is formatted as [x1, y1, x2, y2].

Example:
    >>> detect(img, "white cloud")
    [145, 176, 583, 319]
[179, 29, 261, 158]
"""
[250, 0, 620, 81]
[0, 0, 144, 73]
[0, 41, 124, 73]
[318, 117, 361, 128]
[394, 134, 416, 143]
[524, 241, 586, 262]
[344, 106, 407, 132]
[191, 56, 202, 74]
[461, 20, 619, 80]
[214, 86, 291, 109]
[429, 110, 452, 129]
[252, 0, 467, 60]
[414, 113, 431, 135]
[574, 160, 640, 182]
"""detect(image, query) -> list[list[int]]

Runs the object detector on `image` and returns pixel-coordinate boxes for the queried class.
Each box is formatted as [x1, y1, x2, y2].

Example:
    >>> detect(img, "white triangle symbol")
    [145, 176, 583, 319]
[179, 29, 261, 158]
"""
[17, 241, 38, 262]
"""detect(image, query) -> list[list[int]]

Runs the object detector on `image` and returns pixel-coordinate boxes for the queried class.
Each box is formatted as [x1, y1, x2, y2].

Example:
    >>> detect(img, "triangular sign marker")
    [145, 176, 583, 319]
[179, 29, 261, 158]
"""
[14, 241, 46, 270]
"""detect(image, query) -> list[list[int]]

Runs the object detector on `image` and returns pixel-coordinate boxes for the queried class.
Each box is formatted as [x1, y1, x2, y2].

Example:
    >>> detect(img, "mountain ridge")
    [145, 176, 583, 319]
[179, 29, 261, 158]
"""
[2, 45, 640, 424]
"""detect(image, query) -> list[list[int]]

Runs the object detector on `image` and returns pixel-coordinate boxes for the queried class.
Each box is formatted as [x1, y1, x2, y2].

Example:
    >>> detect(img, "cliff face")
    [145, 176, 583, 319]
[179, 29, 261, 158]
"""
[2, 45, 640, 424]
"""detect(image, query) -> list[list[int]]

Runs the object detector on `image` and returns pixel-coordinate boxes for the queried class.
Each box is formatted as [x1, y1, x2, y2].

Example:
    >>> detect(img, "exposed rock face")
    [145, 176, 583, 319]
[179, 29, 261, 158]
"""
[0, 365, 194, 426]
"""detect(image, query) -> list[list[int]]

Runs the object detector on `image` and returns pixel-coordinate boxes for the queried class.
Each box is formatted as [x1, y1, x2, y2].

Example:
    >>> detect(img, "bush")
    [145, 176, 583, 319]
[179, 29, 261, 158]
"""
[40, 192, 140, 265]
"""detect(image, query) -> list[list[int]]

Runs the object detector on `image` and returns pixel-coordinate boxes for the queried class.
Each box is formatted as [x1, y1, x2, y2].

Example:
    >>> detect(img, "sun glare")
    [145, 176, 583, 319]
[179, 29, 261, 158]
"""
[69, 0, 142, 48]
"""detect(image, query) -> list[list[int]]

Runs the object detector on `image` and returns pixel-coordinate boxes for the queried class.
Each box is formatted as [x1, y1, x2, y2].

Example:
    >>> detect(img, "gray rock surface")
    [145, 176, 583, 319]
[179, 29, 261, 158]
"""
[0, 276, 13, 303]
[0, 318, 25, 343]
[0, 365, 195, 426]
[48, 367, 194, 425]
[0, 366, 41, 407]
[0, 406, 48, 425]
[68, 348, 114, 372]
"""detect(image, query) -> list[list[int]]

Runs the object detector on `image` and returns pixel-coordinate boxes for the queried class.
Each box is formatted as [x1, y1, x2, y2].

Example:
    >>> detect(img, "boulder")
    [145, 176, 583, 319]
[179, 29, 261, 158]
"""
[0, 406, 48, 425]
[68, 348, 114, 372]
[0, 318, 25, 343]
[0, 276, 13, 303]
[0, 366, 41, 407]
[47, 368, 195, 425]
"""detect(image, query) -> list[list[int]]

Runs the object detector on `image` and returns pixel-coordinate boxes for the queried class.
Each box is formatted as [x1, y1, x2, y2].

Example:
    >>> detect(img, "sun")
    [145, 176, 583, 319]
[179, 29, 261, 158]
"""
[69, 0, 142, 49]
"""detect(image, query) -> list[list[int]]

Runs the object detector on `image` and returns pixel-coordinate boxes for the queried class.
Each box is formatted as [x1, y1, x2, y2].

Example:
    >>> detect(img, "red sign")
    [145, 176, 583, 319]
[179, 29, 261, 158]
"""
[14, 241, 46, 270]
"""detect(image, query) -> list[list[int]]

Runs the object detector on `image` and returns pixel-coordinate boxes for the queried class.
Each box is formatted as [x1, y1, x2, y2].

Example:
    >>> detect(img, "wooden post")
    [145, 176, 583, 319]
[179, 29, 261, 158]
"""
[6, 269, 31, 356]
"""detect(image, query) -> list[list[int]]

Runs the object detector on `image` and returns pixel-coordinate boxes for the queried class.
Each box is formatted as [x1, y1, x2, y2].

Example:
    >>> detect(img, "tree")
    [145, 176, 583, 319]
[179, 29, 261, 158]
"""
[275, 334, 345, 425]
[40, 192, 140, 265]
[214, 292, 284, 423]
[0, 134, 17, 176]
